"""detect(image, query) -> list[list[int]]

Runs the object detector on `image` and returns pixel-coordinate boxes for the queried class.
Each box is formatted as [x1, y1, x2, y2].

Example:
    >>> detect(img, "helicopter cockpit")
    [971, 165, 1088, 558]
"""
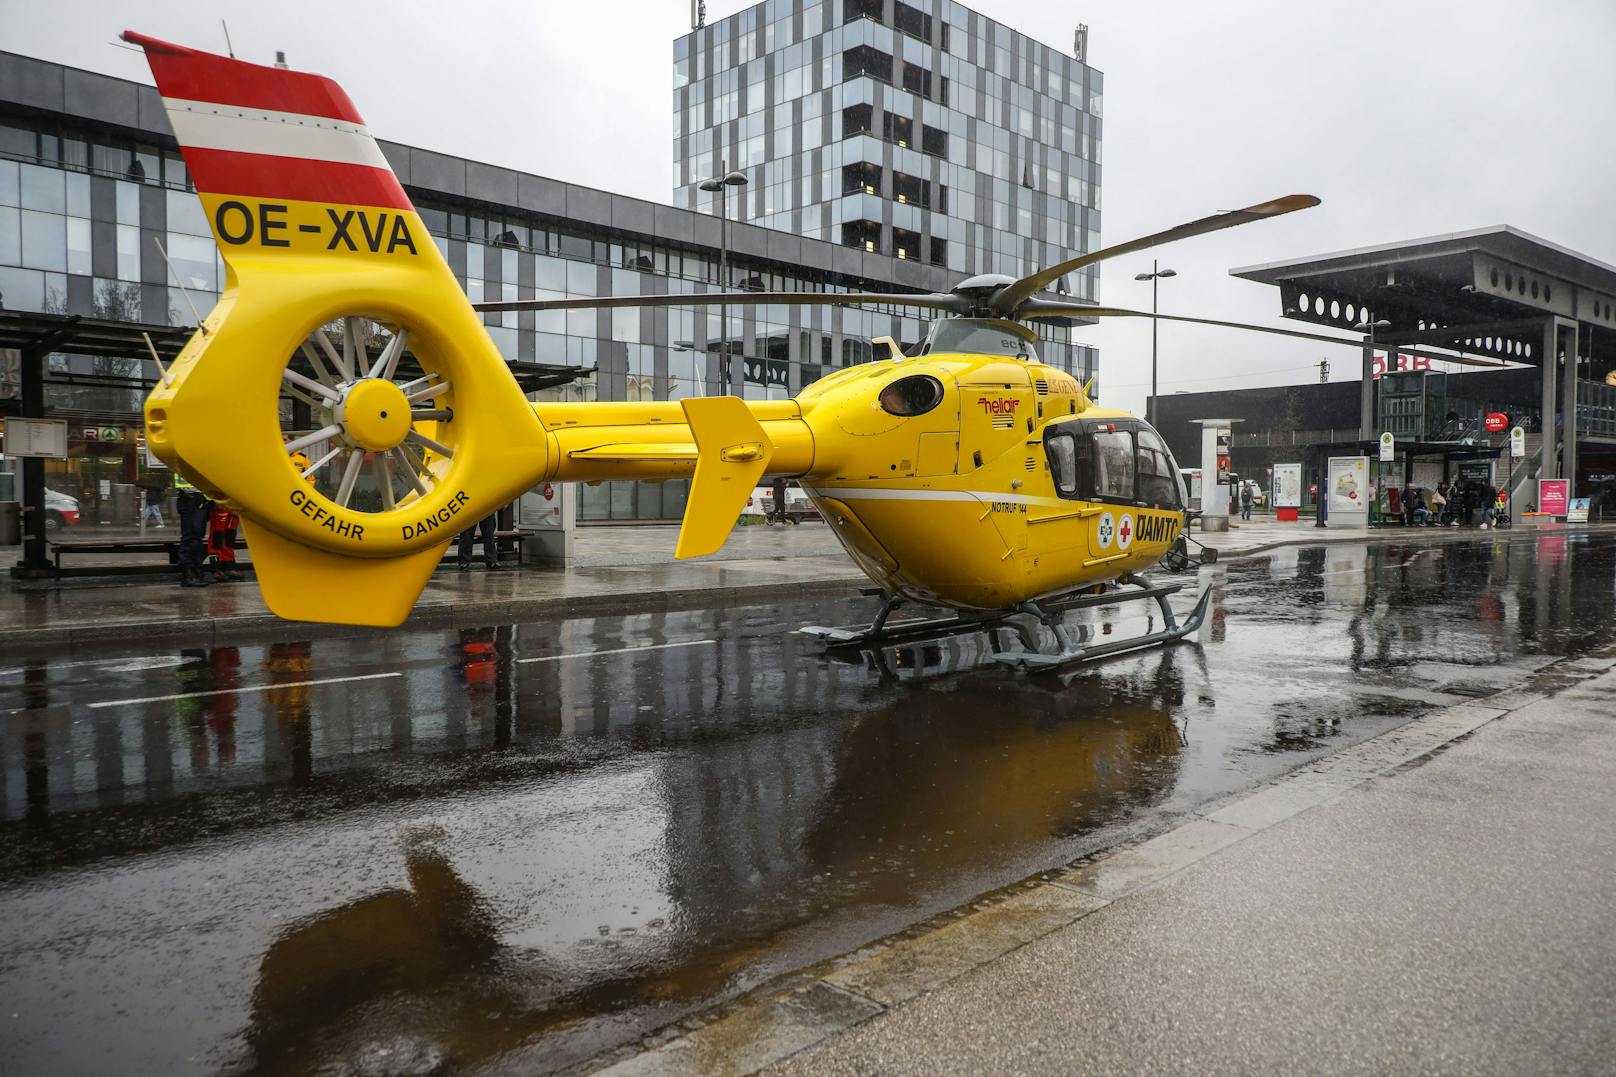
[1044, 418, 1188, 512]
[918, 318, 1039, 360]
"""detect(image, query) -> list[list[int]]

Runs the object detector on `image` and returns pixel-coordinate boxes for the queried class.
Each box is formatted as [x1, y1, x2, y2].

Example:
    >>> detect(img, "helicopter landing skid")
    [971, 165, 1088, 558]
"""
[991, 576, 1214, 672]
[799, 592, 1009, 649]
[800, 576, 1212, 671]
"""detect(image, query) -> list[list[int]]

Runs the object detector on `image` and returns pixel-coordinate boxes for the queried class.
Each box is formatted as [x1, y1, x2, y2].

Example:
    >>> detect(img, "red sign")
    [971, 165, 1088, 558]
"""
[1539, 479, 1569, 516]
[1372, 353, 1431, 379]
[1483, 412, 1509, 433]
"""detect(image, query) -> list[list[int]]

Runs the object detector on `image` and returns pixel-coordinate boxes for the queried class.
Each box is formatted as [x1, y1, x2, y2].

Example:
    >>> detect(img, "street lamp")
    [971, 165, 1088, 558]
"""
[699, 163, 749, 395]
[1134, 260, 1177, 427]
[1354, 316, 1391, 433]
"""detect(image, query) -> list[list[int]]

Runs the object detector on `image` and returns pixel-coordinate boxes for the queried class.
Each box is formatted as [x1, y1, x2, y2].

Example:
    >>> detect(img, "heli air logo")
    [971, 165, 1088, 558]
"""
[1117, 513, 1135, 551]
[979, 397, 1021, 429]
[1096, 511, 1115, 549]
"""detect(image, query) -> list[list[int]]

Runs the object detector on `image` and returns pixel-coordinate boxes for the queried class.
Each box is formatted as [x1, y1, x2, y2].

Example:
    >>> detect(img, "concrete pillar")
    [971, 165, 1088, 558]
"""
[1199, 422, 1229, 532]
[1540, 318, 1559, 480]
[1562, 322, 1580, 493]
[1359, 338, 1375, 440]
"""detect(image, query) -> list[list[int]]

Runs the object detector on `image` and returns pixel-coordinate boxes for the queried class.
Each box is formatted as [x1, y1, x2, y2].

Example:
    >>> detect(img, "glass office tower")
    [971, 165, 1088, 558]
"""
[674, 1, 1103, 313]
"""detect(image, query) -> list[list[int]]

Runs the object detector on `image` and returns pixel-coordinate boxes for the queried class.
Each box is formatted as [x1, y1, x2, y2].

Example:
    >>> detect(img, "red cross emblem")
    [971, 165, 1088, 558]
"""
[1120, 518, 1132, 543]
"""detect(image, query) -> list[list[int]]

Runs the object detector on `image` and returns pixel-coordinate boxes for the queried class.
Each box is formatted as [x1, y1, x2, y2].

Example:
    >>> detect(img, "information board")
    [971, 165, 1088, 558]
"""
[1567, 497, 1590, 523]
[1272, 463, 1302, 508]
[1, 418, 68, 458]
[1327, 457, 1369, 514]
[1538, 478, 1569, 516]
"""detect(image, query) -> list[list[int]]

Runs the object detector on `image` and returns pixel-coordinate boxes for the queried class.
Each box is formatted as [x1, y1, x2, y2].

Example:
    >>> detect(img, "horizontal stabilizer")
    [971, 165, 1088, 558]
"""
[675, 397, 774, 559]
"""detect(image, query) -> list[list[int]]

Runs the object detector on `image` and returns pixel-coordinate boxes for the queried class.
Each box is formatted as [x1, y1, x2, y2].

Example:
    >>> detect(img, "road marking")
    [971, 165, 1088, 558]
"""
[517, 639, 717, 664]
[86, 672, 401, 709]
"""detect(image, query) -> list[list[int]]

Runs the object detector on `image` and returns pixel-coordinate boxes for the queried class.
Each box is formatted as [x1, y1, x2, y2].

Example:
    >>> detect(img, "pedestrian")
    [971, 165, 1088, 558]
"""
[1479, 481, 1498, 529]
[139, 472, 167, 528]
[1401, 483, 1417, 527]
[1239, 481, 1253, 521]
[1430, 487, 1448, 526]
[173, 471, 211, 588]
[770, 476, 789, 525]
[456, 513, 504, 571]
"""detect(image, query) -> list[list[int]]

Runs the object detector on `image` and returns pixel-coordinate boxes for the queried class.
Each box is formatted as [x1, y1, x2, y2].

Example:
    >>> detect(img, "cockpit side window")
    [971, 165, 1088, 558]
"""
[1135, 426, 1183, 508]
[1047, 433, 1078, 496]
[1091, 429, 1135, 500]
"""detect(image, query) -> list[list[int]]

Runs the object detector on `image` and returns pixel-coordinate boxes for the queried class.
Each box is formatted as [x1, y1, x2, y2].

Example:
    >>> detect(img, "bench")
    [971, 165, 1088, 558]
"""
[443, 529, 535, 565]
[51, 538, 179, 571]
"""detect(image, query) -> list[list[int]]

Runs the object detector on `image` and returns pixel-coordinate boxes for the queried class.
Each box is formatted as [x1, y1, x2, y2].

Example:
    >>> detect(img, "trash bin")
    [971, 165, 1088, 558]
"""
[0, 501, 20, 546]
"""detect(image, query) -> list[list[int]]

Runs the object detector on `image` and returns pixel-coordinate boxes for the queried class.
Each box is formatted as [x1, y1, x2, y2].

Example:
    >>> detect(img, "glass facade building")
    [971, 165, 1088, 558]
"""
[674, 0, 1103, 368]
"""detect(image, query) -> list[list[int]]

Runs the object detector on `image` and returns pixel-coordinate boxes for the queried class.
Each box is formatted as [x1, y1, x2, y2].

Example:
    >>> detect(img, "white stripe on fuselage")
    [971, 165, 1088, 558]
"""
[803, 486, 1068, 508]
[161, 97, 391, 171]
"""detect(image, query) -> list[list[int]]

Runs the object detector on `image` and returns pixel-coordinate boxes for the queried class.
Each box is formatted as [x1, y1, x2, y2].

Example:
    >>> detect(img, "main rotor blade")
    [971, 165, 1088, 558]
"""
[1020, 302, 1513, 365]
[473, 289, 968, 314]
[991, 194, 1321, 316]
[1019, 301, 1375, 345]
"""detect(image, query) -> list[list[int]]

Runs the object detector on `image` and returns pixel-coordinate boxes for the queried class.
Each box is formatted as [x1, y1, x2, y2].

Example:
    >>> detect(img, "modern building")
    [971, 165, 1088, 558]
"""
[673, 0, 1102, 373]
[0, 42, 1092, 556]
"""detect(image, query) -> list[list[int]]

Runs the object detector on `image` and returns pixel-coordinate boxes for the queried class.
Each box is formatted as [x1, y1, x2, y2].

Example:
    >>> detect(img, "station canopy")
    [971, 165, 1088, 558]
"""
[1232, 226, 1616, 372]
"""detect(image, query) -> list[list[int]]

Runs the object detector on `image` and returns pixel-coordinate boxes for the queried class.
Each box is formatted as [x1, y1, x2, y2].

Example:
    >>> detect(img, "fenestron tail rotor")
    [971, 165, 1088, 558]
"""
[279, 317, 456, 515]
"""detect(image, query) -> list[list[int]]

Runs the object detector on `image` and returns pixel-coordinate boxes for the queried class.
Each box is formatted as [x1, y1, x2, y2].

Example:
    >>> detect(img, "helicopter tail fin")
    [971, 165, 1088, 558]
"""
[123, 32, 552, 627]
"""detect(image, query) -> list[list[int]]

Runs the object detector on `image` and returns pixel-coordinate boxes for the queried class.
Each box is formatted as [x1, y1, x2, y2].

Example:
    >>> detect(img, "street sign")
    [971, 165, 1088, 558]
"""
[1, 418, 68, 458]
[1510, 426, 1525, 458]
[1483, 412, 1509, 433]
[1378, 432, 1395, 462]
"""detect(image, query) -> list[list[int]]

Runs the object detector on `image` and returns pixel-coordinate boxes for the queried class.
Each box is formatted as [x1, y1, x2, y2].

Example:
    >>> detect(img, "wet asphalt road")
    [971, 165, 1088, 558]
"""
[2, 531, 1614, 1075]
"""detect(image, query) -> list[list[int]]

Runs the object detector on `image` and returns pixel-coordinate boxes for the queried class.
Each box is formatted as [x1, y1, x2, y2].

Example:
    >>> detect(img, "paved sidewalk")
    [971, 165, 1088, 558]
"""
[601, 654, 1616, 1076]
[5, 518, 1611, 653]
[0, 524, 860, 653]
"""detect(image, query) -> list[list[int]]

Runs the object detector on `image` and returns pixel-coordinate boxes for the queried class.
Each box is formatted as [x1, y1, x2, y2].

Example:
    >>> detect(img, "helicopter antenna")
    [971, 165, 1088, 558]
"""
[220, 19, 236, 58]
[152, 237, 209, 334]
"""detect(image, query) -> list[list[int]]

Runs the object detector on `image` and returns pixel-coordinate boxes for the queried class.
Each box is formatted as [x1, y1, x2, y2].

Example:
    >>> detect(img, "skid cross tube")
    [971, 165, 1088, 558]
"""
[992, 576, 1214, 672]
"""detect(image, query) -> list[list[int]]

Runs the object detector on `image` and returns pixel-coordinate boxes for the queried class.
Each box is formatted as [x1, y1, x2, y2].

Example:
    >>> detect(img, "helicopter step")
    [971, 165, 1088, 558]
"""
[991, 576, 1214, 672]
[801, 575, 1212, 671]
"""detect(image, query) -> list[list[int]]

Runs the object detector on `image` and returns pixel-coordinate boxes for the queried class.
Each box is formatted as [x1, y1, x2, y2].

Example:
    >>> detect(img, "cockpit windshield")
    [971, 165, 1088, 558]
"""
[923, 319, 1038, 360]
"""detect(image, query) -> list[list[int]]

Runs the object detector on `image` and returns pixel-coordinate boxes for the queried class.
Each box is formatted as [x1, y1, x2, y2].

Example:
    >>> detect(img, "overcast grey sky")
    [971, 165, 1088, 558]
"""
[6, 0, 1614, 413]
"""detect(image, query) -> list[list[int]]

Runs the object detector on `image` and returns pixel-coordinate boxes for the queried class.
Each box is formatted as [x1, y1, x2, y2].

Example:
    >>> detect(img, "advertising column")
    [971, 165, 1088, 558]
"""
[1272, 462, 1302, 522]
[1326, 456, 1371, 528]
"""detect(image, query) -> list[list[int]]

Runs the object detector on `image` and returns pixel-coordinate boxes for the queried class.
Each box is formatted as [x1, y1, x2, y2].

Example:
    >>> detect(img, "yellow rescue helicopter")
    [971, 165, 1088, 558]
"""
[126, 33, 1318, 668]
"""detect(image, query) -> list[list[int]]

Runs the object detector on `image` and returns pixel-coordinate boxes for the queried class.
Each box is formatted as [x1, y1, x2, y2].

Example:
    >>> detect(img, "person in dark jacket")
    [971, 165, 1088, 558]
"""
[173, 472, 211, 587]
[456, 513, 504, 571]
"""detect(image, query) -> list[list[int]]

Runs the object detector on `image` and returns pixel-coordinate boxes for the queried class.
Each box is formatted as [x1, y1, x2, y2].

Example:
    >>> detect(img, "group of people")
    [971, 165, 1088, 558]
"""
[173, 472, 242, 587]
[1396, 479, 1507, 529]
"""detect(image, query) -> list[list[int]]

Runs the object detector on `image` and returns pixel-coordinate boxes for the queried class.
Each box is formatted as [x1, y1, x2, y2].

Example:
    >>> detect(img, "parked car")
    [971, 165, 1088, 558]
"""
[45, 488, 80, 531]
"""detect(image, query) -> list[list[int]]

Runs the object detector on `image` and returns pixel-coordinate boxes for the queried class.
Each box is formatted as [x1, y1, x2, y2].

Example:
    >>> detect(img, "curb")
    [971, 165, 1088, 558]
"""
[0, 575, 868, 656]
[1203, 519, 1616, 562]
[581, 648, 1616, 1076]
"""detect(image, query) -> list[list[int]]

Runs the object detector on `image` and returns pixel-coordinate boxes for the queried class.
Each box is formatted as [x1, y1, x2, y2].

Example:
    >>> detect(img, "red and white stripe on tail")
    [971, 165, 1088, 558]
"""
[122, 31, 410, 212]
